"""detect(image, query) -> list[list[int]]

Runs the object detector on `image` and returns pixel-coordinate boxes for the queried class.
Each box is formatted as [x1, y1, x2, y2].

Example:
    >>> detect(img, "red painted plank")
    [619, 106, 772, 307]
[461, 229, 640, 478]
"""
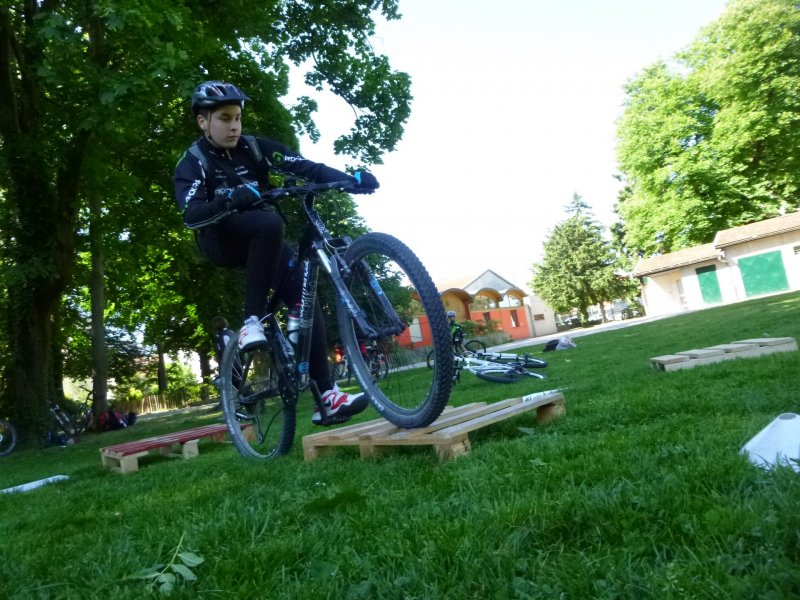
[101, 424, 231, 457]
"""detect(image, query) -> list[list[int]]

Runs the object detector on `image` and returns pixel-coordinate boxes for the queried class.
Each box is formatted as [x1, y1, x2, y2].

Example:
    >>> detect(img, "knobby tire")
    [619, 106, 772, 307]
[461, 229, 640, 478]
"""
[337, 232, 453, 428]
[220, 337, 297, 459]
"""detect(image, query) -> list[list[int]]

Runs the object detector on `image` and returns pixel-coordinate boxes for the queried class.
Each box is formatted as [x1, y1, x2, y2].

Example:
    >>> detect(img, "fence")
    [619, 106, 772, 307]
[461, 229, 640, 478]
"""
[116, 390, 205, 416]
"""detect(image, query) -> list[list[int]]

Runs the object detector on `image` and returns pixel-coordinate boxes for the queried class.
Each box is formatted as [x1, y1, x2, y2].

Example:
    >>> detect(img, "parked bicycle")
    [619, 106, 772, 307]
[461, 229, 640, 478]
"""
[0, 419, 18, 456]
[426, 338, 487, 369]
[454, 349, 547, 383]
[49, 387, 93, 441]
[332, 340, 389, 385]
[430, 337, 546, 384]
[220, 180, 453, 459]
[330, 341, 350, 382]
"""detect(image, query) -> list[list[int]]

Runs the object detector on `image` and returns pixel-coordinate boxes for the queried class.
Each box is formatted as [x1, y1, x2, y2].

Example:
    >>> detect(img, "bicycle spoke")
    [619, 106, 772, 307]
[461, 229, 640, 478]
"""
[220, 342, 296, 459]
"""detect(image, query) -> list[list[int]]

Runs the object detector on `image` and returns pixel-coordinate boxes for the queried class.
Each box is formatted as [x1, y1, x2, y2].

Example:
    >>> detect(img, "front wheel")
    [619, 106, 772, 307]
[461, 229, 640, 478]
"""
[337, 232, 453, 428]
[220, 337, 296, 459]
[464, 340, 487, 355]
[0, 419, 17, 456]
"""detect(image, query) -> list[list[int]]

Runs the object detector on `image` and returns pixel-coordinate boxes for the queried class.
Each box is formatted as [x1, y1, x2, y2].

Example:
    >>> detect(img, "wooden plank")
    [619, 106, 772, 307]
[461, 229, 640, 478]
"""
[652, 337, 796, 372]
[650, 354, 691, 368]
[100, 423, 248, 473]
[733, 337, 796, 346]
[373, 401, 512, 441]
[302, 391, 566, 461]
[675, 348, 726, 359]
[704, 343, 758, 353]
[432, 393, 565, 440]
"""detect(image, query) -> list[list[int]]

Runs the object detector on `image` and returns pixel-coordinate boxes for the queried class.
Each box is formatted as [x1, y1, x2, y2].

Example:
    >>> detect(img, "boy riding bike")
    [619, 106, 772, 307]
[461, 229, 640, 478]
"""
[447, 310, 465, 348]
[173, 81, 378, 425]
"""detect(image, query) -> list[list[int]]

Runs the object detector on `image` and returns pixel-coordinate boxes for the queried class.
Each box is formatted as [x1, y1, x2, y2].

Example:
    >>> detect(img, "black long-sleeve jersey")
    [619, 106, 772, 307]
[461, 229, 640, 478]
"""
[173, 135, 353, 230]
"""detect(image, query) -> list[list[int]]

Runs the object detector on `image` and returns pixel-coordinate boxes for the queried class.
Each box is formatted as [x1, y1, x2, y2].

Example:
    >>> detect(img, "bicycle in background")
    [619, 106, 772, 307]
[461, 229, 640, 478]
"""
[332, 340, 389, 385]
[49, 387, 93, 443]
[427, 337, 487, 369]
[454, 349, 547, 383]
[0, 419, 17, 456]
[428, 337, 546, 384]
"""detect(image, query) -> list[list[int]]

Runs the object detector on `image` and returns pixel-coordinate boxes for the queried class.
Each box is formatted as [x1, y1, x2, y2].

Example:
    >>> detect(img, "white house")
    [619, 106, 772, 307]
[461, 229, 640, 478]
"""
[633, 211, 800, 315]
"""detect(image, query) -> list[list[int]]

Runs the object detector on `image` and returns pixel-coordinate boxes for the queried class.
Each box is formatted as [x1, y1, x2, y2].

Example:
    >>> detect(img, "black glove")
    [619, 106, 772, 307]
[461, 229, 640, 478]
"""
[352, 170, 379, 193]
[228, 183, 261, 212]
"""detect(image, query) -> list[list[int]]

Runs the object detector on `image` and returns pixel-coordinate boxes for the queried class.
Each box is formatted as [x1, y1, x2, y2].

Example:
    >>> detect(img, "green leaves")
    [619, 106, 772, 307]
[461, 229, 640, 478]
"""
[130, 533, 205, 594]
[616, 0, 800, 257]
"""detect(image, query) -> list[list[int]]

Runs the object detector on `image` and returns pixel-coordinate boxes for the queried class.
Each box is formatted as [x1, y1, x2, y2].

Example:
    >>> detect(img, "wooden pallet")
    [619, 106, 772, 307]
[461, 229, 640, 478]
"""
[650, 337, 797, 372]
[302, 390, 565, 461]
[100, 423, 251, 474]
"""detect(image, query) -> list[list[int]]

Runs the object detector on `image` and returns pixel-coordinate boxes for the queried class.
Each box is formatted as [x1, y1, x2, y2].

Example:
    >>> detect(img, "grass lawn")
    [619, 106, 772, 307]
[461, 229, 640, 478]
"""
[2, 292, 800, 599]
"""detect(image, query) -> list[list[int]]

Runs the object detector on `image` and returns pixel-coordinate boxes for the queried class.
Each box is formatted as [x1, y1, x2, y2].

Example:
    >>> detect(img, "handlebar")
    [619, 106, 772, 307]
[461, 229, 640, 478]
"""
[257, 179, 362, 205]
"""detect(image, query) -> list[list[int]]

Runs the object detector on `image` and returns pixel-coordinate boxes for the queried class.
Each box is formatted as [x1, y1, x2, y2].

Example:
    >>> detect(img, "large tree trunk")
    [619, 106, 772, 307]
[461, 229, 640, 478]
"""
[198, 353, 212, 402]
[0, 3, 92, 441]
[89, 191, 109, 424]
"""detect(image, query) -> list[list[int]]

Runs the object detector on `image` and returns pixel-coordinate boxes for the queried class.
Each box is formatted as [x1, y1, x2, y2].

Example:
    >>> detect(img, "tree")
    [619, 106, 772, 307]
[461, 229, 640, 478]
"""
[0, 1, 411, 440]
[530, 195, 636, 324]
[616, 0, 800, 256]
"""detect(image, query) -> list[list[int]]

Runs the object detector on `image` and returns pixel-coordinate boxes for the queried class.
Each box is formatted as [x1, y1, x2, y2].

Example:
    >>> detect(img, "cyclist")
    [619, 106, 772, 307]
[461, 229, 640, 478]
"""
[174, 81, 378, 425]
[447, 310, 464, 348]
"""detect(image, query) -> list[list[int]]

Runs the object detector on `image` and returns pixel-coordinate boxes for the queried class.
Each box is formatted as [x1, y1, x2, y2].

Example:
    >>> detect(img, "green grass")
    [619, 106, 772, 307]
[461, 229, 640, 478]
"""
[2, 292, 800, 599]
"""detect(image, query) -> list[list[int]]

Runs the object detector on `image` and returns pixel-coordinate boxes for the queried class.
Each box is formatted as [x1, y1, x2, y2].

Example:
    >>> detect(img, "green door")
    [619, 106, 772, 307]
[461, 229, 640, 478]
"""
[739, 251, 789, 297]
[696, 265, 722, 304]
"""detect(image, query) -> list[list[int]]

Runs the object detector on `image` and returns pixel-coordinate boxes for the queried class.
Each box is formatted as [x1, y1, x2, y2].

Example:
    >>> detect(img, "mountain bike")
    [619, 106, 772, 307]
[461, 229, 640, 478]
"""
[332, 340, 389, 385]
[49, 387, 93, 440]
[426, 337, 487, 369]
[0, 419, 17, 456]
[220, 180, 453, 459]
[455, 350, 547, 383]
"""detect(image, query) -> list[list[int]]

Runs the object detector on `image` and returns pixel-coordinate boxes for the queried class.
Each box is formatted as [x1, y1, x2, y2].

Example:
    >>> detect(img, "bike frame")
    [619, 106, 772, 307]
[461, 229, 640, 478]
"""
[260, 188, 405, 399]
[456, 351, 545, 380]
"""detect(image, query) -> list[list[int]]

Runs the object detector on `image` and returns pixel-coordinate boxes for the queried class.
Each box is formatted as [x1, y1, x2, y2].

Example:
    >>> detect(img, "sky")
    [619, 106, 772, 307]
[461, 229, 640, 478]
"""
[289, 0, 730, 289]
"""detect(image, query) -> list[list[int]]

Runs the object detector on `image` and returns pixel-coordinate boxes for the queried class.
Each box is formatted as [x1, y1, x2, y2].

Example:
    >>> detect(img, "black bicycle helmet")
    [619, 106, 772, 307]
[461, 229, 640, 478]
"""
[191, 81, 250, 116]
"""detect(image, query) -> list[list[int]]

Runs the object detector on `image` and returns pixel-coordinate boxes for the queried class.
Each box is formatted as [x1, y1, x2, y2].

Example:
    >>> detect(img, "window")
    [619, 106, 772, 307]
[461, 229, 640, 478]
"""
[482, 312, 491, 324]
[499, 295, 522, 308]
[472, 295, 497, 310]
[533, 313, 545, 321]
[510, 310, 519, 328]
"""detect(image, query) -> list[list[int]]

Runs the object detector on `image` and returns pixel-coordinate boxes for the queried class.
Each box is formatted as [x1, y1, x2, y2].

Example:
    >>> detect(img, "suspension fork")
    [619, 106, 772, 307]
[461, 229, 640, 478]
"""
[292, 256, 319, 388]
[319, 242, 405, 338]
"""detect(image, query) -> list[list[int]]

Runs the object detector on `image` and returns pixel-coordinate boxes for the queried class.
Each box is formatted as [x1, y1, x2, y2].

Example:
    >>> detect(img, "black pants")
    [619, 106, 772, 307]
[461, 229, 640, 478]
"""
[197, 209, 333, 391]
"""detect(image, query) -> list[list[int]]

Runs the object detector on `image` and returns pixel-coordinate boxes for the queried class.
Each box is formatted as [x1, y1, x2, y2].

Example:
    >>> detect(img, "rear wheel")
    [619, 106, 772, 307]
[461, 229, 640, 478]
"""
[220, 338, 296, 459]
[464, 340, 487, 355]
[0, 419, 17, 456]
[337, 232, 453, 428]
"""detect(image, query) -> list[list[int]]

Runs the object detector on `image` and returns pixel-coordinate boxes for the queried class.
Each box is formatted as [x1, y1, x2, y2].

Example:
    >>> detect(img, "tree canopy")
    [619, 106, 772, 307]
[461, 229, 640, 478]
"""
[0, 1, 411, 438]
[615, 0, 800, 256]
